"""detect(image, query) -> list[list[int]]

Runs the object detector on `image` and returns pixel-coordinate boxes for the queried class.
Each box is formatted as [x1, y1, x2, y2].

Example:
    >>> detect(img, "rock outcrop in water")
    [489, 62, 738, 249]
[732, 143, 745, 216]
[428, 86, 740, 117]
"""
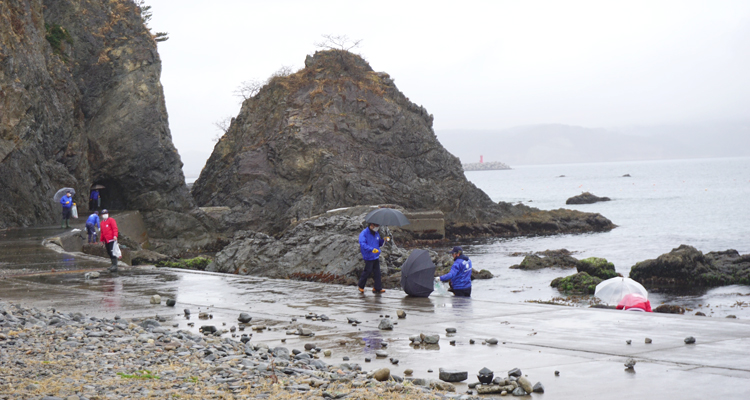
[566, 192, 611, 205]
[193, 50, 614, 238]
[629, 245, 750, 287]
[0, 0, 212, 253]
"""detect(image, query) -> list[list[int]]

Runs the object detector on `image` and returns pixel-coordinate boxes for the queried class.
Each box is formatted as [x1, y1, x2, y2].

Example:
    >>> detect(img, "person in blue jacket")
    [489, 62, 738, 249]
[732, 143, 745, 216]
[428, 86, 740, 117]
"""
[60, 191, 73, 228]
[358, 222, 388, 294]
[85, 211, 100, 243]
[437, 246, 473, 297]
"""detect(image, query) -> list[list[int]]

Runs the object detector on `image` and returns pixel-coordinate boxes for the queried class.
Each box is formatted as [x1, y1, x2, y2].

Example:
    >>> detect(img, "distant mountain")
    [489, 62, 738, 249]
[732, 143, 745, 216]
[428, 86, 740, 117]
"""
[437, 121, 750, 166]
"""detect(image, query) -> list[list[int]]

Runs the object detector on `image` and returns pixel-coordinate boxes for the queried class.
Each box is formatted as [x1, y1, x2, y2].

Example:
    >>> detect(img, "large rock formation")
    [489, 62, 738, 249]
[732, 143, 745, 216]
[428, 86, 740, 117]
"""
[629, 245, 750, 287]
[0, 0, 211, 253]
[193, 50, 614, 238]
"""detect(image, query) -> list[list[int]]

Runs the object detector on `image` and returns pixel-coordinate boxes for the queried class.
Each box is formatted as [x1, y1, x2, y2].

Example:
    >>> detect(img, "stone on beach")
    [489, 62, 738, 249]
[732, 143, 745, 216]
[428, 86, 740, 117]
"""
[378, 318, 394, 330]
[487, 337, 499, 345]
[150, 294, 161, 304]
[533, 381, 545, 393]
[397, 310, 406, 318]
[421, 333, 440, 344]
[684, 336, 696, 344]
[373, 368, 390, 382]
[238, 312, 252, 323]
[517, 376, 533, 393]
[439, 368, 468, 382]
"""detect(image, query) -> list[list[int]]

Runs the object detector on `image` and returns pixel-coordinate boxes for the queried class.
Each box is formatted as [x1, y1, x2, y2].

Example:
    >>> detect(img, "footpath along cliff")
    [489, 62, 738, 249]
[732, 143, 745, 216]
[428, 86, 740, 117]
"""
[0, 0, 213, 253]
[193, 50, 615, 238]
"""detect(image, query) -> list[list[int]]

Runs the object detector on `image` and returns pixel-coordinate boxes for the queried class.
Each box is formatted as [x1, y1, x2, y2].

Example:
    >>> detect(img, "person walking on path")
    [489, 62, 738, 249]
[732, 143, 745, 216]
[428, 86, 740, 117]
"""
[358, 222, 387, 294]
[436, 246, 473, 297]
[99, 209, 119, 273]
[59, 191, 73, 228]
[85, 211, 100, 243]
[89, 189, 100, 210]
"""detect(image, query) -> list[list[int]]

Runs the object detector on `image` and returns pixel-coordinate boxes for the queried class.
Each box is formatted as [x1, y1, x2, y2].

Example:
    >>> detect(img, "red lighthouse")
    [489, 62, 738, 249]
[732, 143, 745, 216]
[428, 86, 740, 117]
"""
[480, 155, 483, 164]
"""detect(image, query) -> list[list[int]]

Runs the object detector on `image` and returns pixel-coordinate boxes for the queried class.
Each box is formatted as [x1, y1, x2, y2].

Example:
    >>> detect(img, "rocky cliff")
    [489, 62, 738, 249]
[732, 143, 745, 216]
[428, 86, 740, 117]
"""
[193, 50, 614, 237]
[0, 0, 211, 252]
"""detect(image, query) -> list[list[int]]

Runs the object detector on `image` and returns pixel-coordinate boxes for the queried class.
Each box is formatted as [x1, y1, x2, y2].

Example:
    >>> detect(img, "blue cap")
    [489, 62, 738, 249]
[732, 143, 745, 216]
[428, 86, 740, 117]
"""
[449, 246, 463, 254]
[101, 209, 109, 214]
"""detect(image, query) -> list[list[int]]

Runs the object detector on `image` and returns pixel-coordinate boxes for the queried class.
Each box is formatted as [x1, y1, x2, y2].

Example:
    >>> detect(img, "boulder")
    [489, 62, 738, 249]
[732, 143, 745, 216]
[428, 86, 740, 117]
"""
[566, 192, 611, 205]
[510, 249, 579, 270]
[576, 257, 620, 279]
[439, 368, 468, 382]
[472, 269, 494, 279]
[629, 245, 750, 287]
[192, 50, 615, 239]
[421, 333, 440, 344]
[378, 319, 394, 330]
[373, 368, 390, 382]
[516, 376, 533, 393]
[551, 272, 602, 294]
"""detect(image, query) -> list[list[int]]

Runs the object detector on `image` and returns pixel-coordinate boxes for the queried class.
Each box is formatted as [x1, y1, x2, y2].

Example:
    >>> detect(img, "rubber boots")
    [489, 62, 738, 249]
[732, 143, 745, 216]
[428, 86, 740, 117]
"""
[108, 257, 118, 273]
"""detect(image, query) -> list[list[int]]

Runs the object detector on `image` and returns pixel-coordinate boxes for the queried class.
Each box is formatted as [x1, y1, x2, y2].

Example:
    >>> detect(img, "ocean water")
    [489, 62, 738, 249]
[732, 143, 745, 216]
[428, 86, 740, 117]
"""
[461, 157, 750, 317]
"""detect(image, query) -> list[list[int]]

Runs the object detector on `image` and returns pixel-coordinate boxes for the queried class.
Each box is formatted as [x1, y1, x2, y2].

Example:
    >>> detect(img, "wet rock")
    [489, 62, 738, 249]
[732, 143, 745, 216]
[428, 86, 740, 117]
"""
[472, 269, 494, 279]
[550, 271, 603, 294]
[512, 386, 528, 396]
[421, 333, 440, 344]
[439, 368, 468, 382]
[446, 327, 457, 333]
[240, 335, 251, 344]
[654, 305, 685, 314]
[555, 370, 560, 376]
[630, 245, 750, 288]
[200, 325, 217, 334]
[150, 295, 162, 304]
[487, 338, 499, 345]
[576, 257, 619, 280]
[238, 313, 252, 323]
[84, 272, 100, 279]
[510, 249, 579, 270]
[477, 367, 494, 384]
[184, 309, 191, 315]
[166, 299, 176, 307]
[404, 368, 413, 375]
[304, 343, 316, 351]
[198, 312, 209, 319]
[430, 380, 456, 392]
[373, 368, 390, 382]
[626, 340, 631, 345]
[624, 358, 636, 369]
[533, 382, 545, 393]
[409, 335, 422, 343]
[645, 338, 652, 344]
[566, 192, 611, 205]
[695, 311, 706, 316]
[470, 339, 475, 344]
[517, 376, 533, 393]
[685, 336, 696, 344]
[508, 368, 522, 377]
[342, 356, 349, 361]
[324, 349, 332, 356]
[378, 318, 394, 330]
[726, 315, 737, 318]
[140, 319, 161, 330]
[375, 350, 388, 358]
[298, 328, 313, 336]
[397, 310, 406, 318]
[390, 358, 399, 365]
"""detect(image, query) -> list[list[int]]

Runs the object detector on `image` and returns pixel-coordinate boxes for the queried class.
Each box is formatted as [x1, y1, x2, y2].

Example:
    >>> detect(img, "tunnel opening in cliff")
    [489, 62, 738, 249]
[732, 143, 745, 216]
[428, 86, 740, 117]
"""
[93, 178, 128, 212]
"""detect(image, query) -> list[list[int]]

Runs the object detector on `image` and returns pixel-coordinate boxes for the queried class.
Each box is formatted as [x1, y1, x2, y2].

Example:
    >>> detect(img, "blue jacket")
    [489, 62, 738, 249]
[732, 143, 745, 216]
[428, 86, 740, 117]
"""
[440, 254, 472, 290]
[359, 227, 384, 261]
[86, 214, 100, 228]
[60, 195, 73, 209]
[90, 190, 99, 200]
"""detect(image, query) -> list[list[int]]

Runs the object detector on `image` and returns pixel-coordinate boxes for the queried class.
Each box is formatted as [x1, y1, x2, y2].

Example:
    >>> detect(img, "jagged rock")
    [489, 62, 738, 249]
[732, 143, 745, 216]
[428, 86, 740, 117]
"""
[533, 382, 545, 393]
[576, 257, 620, 279]
[192, 50, 614, 239]
[566, 192, 611, 205]
[630, 245, 750, 287]
[551, 272, 603, 294]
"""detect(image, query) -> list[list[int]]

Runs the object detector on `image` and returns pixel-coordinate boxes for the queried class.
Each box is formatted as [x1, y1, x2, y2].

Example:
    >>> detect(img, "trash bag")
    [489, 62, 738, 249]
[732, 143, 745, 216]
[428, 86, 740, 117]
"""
[433, 280, 449, 296]
[71, 203, 78, 219]
[112, 240, 122, 259]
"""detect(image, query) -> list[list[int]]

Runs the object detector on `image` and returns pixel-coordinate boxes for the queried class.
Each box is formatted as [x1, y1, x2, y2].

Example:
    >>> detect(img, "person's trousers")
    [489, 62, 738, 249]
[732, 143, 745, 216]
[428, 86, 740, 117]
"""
[86, 223, 97, 243]
[105, 241, 117, 266]
[453, 287, 472, 297]
[358, 259, 382, 291]
[61, 207, 71, 226]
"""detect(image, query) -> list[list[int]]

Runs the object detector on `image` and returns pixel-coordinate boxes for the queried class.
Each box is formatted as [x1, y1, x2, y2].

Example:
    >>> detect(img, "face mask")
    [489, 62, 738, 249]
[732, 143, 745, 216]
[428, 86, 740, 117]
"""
[102, 214, 109, 220]
[371, 226, 379, 232]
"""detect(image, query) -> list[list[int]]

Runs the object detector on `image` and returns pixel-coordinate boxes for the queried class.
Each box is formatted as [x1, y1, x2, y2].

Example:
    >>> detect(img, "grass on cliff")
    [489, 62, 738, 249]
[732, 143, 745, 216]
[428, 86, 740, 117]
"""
[45, 23, 73, 58]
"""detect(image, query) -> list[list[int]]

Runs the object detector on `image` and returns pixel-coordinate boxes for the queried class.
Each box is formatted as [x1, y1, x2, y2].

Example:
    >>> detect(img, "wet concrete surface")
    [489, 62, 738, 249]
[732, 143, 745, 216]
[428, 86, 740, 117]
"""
[1, 265, 749, 399]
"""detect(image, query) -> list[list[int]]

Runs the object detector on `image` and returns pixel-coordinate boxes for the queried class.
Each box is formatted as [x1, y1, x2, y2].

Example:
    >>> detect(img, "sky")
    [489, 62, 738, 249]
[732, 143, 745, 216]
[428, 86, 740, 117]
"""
[147, 0, 750, 177]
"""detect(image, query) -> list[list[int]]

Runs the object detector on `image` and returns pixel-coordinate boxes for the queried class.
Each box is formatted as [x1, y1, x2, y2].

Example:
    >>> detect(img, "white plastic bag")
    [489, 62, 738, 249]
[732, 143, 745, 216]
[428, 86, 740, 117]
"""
[434, 280, 449, 296]
[112, 240, 122, 258]
[71, 204, 78, 219]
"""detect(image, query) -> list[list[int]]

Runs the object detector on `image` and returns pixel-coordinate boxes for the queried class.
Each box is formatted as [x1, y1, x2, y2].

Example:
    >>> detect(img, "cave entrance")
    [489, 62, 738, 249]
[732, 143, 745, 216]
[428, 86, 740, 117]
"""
[90, 178, 127, 212]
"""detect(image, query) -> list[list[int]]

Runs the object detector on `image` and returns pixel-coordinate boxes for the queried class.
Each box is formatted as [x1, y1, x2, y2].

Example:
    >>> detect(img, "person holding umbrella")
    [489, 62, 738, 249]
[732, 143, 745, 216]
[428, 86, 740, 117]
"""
[358, 222, 387, 294]
[436, 246, 473, 297]
[59, 191, 73, 228]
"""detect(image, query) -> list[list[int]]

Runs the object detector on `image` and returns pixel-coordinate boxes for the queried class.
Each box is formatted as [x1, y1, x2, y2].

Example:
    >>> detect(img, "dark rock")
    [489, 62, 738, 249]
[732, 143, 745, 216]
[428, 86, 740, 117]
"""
[555, 371, 560, 376]
[446, 327, 457, 333]
[654, 305, 685, 314]
[192, 51, 615, 241]
[510, 250, 579, 270]
[626, 340, 632, 345]
[364, 358, 371, 362]
[550, 272, 603, 294]
[373, 368, 390, 382]
[166, 299, 176, 307]
[629, 245, 750, 288]
[342, 356, 349, 361]
[566, 192, 611, 205]
[645, 338, 652, 344]
[477, 367, 494, 384]
[237, 313, 252, 323]
[685, 336, 696, 344]
[622, 174, 631, 177]
[533, 382, 545, 393]
[508, 368, 522, 377]
[140, 319, 161, 330]
[726, 315, 737, 318]
[184, 309, 191, 315]
[576, 257, 620, 279]
[486, 338, 499, 345]
[200, 325, 217, 334]
[378, 318, 394, 330]
[304, 343, 316, 351]
[390, 358, 399, 365]
[511, 387, 527, 396]
[240, 335, 251, 344]
[439, 368, 468, 382]
[471, 269, 494, 279]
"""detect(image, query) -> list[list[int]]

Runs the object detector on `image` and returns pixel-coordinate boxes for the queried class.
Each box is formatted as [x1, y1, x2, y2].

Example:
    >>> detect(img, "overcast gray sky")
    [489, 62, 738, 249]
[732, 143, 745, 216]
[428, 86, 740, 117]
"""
[148, 0, 750, 177]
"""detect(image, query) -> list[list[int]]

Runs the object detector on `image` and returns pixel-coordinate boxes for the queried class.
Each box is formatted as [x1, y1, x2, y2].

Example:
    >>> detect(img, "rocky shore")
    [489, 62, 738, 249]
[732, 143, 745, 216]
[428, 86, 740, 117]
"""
[0, 301, 473, 400]
[461, 162, 511, 172]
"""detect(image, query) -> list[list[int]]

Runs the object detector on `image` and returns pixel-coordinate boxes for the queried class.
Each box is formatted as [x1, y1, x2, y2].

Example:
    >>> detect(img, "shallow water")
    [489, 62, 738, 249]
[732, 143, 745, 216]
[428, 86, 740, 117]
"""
[460, 157, 750, 317]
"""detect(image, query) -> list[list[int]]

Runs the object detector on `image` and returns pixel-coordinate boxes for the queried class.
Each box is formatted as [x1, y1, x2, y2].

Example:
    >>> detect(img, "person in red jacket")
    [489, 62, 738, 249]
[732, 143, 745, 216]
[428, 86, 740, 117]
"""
[99, 209, 119, 273]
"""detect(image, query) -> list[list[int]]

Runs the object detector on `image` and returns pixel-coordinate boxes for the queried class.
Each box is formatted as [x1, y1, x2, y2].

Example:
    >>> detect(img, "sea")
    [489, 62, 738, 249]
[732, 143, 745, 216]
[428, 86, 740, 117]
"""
[462, 157, 750, 318]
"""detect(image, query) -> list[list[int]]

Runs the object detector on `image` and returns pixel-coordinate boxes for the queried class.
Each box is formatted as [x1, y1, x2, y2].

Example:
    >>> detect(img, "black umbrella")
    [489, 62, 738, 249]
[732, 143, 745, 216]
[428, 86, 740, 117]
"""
[365, 208, 410, 227]
[401, 249, 436, 297]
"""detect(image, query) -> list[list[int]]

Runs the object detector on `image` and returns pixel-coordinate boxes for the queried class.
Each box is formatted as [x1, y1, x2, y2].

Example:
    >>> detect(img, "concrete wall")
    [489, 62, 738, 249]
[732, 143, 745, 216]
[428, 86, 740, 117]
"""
[401, 210, 445, 239]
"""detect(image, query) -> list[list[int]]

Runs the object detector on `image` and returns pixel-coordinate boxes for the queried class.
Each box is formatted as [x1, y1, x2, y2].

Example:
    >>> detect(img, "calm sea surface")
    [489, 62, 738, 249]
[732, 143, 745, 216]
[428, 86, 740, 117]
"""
[462, 157, 750, 317]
